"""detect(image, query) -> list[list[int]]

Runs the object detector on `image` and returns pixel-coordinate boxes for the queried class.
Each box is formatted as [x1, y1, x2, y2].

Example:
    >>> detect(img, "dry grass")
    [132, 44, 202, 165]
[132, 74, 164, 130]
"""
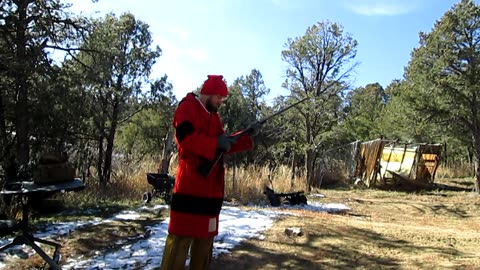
[65, 161, 305, 207]
[436, 163, 474, 179]
[61, 160, 159, 208]
[224, 165, 308, 205]
[62, 161, 477, 207]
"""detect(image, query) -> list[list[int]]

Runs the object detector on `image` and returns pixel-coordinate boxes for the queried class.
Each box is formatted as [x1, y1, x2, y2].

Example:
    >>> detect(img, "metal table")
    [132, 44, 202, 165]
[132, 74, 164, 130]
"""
[0, 178, 85, 270]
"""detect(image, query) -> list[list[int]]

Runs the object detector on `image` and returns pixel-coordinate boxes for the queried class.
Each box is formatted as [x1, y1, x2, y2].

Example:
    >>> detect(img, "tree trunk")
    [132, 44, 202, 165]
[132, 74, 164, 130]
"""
[102, 103, 119, 184]
[290, 150, 295, 189]
[103, 132, 115, 184]
[305, 118, 314, 192]
[473, 136, 480, 194]
[97, 137, 104, 184]
[232, 156, 237, 192]
[475, 159, 480, 193]
[15, 85, 29, 166]
[158, 130, 173, 174]
[0, 92, 15, 180]
[305, 149, 315, 192]
[0, 92, 7, 160]
[14, 0, 30, 167]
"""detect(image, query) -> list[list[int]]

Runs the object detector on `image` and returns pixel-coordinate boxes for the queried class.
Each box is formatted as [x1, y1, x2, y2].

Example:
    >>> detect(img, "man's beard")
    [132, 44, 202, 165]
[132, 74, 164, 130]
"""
[206, 98, 218, 112]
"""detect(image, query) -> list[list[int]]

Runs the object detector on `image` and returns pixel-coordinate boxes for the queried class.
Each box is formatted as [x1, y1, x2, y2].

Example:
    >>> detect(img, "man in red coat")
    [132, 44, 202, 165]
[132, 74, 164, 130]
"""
[160, 75, 260, 270]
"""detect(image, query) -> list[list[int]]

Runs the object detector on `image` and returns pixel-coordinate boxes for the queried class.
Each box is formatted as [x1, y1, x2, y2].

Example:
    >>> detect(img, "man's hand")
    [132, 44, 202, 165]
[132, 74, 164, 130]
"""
[246, 121, 262, 137]
[217, 134, 235, 152]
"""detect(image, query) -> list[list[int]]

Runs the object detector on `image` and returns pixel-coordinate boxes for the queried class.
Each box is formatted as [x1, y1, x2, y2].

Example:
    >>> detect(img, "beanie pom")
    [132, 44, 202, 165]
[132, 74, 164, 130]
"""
[200, 75, 228, 96]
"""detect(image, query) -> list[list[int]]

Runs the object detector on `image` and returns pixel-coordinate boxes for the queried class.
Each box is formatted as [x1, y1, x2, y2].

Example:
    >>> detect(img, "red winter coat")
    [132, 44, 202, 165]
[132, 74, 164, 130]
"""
[169, 93, 253, 238]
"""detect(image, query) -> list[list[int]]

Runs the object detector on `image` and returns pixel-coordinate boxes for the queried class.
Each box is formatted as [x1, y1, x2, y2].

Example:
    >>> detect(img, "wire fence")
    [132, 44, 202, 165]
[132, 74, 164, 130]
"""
[315, 140, 361, 186]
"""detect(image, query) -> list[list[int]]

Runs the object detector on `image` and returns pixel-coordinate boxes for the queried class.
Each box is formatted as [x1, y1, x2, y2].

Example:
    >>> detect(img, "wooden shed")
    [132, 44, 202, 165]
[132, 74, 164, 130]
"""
[354, 139, 443, 188]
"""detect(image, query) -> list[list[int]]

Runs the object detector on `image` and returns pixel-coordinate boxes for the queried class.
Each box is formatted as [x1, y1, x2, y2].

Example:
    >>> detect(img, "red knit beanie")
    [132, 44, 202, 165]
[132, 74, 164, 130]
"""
[200, 75, 228, 96]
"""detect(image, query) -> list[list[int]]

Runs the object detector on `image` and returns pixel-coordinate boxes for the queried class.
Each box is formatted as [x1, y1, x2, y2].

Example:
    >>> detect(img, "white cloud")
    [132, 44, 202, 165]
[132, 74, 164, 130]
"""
[342, 0, 420, 16]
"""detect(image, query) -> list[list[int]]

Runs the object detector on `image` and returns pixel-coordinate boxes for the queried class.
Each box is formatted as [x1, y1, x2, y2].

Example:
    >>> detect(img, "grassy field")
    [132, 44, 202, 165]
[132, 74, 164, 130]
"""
[2, 163, 480, 269]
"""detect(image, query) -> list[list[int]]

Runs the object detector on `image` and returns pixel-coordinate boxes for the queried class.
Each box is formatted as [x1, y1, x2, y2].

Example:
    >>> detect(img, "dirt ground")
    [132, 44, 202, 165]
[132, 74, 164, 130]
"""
[2, 178, 480, 269]
[211, 180, 480, 270]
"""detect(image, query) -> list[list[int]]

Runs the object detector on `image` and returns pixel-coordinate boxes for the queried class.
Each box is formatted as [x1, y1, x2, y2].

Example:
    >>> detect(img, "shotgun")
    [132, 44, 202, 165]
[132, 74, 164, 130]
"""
[197, 97, 308, 177]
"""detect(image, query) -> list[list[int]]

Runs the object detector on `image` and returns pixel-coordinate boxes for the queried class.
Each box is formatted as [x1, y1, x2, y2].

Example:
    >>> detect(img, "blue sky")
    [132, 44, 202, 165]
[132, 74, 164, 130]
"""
[69, 0, 469, 100]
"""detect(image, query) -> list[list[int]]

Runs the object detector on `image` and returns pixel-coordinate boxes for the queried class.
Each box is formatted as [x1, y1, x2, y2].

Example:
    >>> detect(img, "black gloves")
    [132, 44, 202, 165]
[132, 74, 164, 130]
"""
[217, 122, 261, 152]
[246, 121, 262, 137]
[217, 134, 235, 152]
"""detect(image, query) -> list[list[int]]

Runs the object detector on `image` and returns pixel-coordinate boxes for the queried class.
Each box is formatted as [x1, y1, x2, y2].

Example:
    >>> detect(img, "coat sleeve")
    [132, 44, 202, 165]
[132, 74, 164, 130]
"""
[173, 101, 218, 161]
[226, 130, 253, 154]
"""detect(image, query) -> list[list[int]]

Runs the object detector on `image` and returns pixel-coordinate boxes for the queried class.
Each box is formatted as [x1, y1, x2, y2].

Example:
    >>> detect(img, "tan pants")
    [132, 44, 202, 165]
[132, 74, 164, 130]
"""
[160, 233, 214, 270]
